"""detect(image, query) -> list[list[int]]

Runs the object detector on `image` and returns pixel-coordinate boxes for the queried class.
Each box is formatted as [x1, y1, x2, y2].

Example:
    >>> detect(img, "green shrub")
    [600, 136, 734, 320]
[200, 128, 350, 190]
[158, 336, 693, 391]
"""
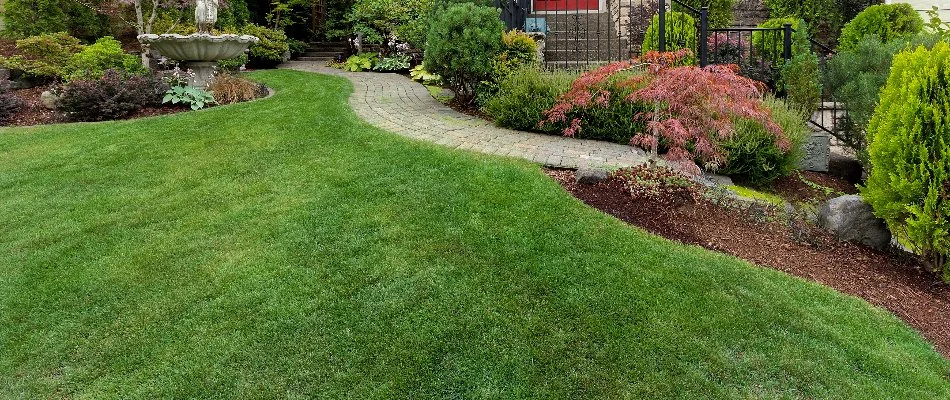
[719, 97, 808, 186]
[3, 0, 107, 40]
[778, 22, 821, 115]
[59, 69, 167, 122]
[863, 42, 950, 281]
[288, 39, 309, 57]
[838, 3, 923, 51]
[823, 33, 940, 164]
[642, 11, 698, 57]
[340, 53, 378, 72]
[217, 54, 249, 73]
[477, 30, 538, 105]
[483, 68, 574, 134]
[244, 24, 290, 68]
[373, 54, 411, 71]
[424, 3, 504, 104]
[347, 0, 433, 45]
[677, 0, 735, 28]
[64, 37, 145, 81]
[0, 32, 84, 80]
[763, 0, 843, 42]
[752, 17, 806, 62]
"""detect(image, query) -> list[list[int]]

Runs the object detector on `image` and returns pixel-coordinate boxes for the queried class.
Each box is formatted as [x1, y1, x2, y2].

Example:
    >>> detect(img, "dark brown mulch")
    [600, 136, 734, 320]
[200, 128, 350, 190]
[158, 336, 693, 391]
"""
[546, 168, 950, 358]
[769, 171, 859, 204]
[5, 85, 190, 128]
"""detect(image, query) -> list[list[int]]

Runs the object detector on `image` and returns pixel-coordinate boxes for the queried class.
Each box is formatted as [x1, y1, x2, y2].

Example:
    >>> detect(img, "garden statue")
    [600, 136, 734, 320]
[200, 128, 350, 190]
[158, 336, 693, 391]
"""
[195, 0, 219, 35]
[138, 0, 257, 87]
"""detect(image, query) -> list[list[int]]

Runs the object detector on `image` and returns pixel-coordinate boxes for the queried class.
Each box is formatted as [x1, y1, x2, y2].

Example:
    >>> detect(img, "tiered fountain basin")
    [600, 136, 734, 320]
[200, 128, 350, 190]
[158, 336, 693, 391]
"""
[138, 33, 259, 87]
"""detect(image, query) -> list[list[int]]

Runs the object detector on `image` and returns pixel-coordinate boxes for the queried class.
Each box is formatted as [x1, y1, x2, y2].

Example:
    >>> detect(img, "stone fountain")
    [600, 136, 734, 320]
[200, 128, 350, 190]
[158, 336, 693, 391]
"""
[138, 0, 259, 88]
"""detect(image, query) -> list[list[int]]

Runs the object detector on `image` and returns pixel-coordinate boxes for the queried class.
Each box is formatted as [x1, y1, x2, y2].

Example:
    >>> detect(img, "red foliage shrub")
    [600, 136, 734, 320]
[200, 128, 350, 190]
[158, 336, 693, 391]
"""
[541, 48, 692, 138]
[543, 49, 790, 174]
[630, 64, 787, 173]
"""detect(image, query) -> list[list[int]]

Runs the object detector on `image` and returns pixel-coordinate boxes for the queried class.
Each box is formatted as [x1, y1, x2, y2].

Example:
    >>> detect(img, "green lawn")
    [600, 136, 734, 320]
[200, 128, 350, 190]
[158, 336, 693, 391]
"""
[0, 70, 948, 398]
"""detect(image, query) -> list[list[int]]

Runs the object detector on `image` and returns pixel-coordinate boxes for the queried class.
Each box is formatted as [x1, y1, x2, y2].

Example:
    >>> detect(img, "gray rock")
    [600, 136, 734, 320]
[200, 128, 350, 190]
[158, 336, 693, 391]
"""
[40, 90, 59, 109]
[576, 168, 609, 185]
[800, 132, 831, 172]
[0, 68, 10, 81]
[703, 173, 733, 187]
[818, 194, 891, 250]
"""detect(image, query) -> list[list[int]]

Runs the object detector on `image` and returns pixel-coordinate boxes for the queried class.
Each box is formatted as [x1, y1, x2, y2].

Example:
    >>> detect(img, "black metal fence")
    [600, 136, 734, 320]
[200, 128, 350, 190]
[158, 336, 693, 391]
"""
[493, 0, 839, 135]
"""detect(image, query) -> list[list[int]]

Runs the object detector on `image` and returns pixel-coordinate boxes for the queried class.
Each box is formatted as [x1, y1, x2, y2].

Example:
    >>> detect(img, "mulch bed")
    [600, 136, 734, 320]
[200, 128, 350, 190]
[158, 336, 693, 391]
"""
[5, 84, 191, 128]
[546, 168, 950, 358]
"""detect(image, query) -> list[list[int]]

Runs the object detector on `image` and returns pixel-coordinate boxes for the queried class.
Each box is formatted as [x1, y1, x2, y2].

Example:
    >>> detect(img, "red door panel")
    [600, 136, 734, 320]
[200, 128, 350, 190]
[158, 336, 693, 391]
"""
[534, 0, 599, 11]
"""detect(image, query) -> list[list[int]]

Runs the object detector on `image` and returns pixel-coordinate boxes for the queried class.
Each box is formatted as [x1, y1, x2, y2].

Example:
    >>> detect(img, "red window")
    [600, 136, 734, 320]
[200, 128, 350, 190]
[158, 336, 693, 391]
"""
[533, 0, 600, 11]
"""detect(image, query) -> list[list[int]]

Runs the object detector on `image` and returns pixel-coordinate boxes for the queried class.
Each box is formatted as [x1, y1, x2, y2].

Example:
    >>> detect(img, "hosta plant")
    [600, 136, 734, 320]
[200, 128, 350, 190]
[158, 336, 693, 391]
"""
[163, 86, 216, 110]
[410, 64, 441, 84]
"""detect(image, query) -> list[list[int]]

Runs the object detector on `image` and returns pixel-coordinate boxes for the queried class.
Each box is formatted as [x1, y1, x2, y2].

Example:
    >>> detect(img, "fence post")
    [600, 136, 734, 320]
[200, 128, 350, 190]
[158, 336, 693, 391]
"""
[699, 7, 708, 67]
[782, 23, 793, 62]
[658, 0, 666, 52]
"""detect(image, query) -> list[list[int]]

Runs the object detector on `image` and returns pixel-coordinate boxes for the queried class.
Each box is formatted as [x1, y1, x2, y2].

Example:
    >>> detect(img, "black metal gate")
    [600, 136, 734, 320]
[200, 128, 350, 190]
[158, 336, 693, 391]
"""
[495, 0, 530, 31]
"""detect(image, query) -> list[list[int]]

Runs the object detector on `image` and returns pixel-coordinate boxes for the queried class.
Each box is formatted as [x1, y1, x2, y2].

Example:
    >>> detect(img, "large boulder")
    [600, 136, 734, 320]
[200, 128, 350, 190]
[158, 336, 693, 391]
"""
[40, 90, 59, 110]
[818, 194, 891, 250]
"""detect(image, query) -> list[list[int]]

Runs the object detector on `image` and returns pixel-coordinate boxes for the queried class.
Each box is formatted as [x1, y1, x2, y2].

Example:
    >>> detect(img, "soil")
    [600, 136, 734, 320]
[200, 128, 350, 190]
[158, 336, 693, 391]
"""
[546, 168, 950, 358]
[769, 171, 859, 204]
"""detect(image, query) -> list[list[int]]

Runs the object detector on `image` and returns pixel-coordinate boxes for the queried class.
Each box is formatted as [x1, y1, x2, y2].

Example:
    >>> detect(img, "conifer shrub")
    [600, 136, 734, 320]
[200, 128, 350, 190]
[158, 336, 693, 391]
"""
[641, 11, 698, 59]
[838, 3, 923, 51]
[244, 25, 290, 69]
[824, 33, 941, 165]
[424, 3, 504, 104]
[0, 32, 84, 80]
[863, 43, 950, 282]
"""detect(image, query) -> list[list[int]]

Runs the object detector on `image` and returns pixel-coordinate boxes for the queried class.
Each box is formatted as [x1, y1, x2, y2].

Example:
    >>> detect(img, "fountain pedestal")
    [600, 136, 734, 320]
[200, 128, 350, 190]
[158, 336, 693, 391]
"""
[138, 34, 259, 88]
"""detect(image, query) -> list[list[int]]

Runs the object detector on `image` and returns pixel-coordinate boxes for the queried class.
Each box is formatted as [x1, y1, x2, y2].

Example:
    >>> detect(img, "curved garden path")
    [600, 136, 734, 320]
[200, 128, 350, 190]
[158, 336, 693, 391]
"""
[281, 61, 650, 169]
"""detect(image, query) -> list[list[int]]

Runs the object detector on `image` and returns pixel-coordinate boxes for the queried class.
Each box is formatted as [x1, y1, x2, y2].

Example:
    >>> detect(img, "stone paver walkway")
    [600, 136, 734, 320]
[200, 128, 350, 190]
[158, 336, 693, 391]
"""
[281, 61, 651, 169]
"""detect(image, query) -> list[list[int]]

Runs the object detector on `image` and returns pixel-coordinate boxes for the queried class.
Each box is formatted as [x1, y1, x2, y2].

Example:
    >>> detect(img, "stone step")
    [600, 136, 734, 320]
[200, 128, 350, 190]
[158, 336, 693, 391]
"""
[303, 51, 342, 58]
[298, 56, 334, 62]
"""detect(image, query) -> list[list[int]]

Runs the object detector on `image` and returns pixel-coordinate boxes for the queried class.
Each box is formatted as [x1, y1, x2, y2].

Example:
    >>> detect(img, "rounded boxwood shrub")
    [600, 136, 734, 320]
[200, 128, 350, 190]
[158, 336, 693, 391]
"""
[838, 3, 923, 51]
[862, 42, 950, 282]
[424, 2, 505, 104]
[763, 0, 842, 43]
[244, 24, 290, 69]
[641, 11, 697, 58]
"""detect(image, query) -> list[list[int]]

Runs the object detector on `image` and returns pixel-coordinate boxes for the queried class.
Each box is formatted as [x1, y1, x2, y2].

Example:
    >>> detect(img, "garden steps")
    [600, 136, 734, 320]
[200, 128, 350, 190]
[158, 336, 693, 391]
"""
[529, 12, 637, 63]
[296, 41, 349, 62]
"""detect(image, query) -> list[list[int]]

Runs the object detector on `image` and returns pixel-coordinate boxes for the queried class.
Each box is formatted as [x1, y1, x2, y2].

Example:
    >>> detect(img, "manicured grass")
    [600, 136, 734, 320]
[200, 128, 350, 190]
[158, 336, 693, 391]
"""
[0, 70, 948, 398]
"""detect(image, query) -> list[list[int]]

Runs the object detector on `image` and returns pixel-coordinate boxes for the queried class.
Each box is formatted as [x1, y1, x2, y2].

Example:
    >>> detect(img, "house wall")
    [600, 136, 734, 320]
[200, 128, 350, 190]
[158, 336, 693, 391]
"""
[885, 0, 950, 22]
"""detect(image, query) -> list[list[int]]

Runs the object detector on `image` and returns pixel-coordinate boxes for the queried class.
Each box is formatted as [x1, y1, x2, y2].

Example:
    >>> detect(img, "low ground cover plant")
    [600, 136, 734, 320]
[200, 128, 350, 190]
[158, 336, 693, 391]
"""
[863, 42, 950, 282]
